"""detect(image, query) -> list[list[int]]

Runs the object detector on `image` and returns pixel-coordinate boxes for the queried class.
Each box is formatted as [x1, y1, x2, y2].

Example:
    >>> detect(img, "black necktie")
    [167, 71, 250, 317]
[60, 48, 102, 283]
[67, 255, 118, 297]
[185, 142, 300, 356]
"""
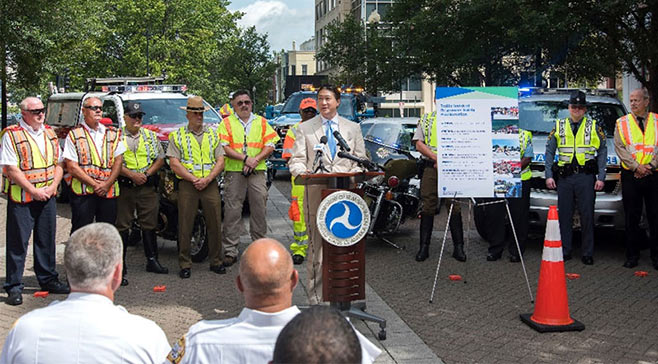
[637, 116, 645, 132]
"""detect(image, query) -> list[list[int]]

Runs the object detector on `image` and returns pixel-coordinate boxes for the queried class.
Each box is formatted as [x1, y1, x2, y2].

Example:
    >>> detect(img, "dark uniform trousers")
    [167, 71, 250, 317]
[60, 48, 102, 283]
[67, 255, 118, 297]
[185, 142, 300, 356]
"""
[70, 194, 117, 233]
[487, 179, 531, 256]
[4, 198, 58, 294]
[177, 180, 222, 269]
[419, 165, 463, 229]
[116, 184, 159, 232]
[621, 170, 658, 262]
[557, 172, 596, 256]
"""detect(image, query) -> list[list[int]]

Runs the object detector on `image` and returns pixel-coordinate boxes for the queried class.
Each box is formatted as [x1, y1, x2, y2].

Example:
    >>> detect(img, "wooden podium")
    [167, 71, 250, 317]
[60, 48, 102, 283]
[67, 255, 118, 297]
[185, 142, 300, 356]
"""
[295, 171, 387, 340]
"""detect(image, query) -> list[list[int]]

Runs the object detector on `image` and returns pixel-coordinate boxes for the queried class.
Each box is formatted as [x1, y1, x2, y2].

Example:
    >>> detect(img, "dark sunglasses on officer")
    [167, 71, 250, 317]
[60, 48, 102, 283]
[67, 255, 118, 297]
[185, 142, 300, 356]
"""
[301, 107, 317, 115]
[126, 112, 145, 119]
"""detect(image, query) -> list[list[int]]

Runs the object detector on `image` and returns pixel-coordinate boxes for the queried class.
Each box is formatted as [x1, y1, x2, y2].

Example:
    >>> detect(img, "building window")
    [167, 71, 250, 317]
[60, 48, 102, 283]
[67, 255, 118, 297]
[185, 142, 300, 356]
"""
[302, 65, 308, 75]
[291, 65, 296, 75]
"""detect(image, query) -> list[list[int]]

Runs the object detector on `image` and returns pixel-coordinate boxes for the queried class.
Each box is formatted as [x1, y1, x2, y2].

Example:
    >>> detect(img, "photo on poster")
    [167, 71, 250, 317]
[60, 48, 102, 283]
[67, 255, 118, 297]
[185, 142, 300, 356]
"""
[494, 178, 522, 198]
[494, 160, 522, 179]
[492, 106, 520, 134]
[492, 138, 520, 160]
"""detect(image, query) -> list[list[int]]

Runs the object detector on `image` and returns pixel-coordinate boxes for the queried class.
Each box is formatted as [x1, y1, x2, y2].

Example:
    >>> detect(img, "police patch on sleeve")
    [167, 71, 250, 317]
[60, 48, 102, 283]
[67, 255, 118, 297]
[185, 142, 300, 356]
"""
[167, 336, 186, 364]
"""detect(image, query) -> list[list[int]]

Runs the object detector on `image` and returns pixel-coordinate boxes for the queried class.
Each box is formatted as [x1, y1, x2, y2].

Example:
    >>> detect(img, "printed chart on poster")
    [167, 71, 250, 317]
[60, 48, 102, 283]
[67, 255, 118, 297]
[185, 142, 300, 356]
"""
[436, 87, 520, 198]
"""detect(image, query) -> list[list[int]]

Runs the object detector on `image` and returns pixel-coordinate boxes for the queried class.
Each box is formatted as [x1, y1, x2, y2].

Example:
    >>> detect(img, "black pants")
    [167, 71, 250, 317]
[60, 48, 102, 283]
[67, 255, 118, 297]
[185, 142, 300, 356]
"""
[479, 198, 507, 255]
[506, 179, 531, 256]
[621, 170, 658, 262]
[70, 194, 118, 233]
[557, 173, 596, 256]
[4, 198, 58, 294]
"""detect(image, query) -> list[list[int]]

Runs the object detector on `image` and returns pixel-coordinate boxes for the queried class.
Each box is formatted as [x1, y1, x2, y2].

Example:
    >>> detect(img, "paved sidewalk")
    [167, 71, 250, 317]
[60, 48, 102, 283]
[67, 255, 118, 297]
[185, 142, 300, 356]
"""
[0, 187, 443, 363]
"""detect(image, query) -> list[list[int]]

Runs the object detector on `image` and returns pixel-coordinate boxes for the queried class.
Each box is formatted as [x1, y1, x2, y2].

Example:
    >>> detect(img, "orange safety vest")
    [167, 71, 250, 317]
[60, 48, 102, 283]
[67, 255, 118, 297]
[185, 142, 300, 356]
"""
[218, 114, 279, 172]
[3, 125, 59, 203]
[68, 125, 121, 198]
[616, 112, 658, 170]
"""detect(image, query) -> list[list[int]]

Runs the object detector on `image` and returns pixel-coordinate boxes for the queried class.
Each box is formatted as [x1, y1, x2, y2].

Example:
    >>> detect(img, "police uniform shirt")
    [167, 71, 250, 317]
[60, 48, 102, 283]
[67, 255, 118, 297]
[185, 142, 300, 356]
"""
[0, 292, 171, 364]
[412, 119, 433, 160]
[166, 125, 223, 161]
[124, 128, 165, 159]
[544, 118, 607, 181]
[166, 305, 382, 364]
[0, 119, 63, 167]
[62, 121, 126, 163]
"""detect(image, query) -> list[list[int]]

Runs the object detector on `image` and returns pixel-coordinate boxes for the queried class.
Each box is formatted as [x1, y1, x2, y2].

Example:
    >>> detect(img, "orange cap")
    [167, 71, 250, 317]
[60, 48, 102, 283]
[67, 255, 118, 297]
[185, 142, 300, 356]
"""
[299, 98, 317, 111]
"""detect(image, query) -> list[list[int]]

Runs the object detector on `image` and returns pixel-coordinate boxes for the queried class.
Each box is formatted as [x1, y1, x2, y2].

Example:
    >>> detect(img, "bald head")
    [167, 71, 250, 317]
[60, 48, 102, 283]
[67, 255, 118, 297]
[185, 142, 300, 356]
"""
[238, 239, 297, 310]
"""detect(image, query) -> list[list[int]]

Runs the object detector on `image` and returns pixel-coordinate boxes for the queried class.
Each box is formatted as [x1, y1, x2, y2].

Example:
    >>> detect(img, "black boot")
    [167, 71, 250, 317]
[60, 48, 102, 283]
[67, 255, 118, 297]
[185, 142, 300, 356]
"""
[449, 212, 466, 262]
[119, 230, 129, 286]
[416, 215, 434, 262]
[143, 229, 168, 274]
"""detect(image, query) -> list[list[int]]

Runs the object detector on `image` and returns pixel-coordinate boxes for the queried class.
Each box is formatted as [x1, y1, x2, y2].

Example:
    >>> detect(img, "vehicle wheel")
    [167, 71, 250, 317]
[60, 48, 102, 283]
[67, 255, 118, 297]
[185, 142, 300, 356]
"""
[56, 183, 70, 203]
[190, 210, 209, 263]
[473, 206, 489, 242]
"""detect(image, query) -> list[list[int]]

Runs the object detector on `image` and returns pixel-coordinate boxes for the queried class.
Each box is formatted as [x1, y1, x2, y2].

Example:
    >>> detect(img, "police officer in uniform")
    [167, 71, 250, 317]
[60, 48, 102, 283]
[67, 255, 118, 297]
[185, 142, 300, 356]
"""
[412, 111, 466, 262]
[545, 91, 606, 265]
[168, 96, 225, 278]
[116, 102, 167, 287]
[0, 97, 70, 306]
[614, 88, 658, 270]
[281, 98, 317, 265]
[218, 89, 279, 268]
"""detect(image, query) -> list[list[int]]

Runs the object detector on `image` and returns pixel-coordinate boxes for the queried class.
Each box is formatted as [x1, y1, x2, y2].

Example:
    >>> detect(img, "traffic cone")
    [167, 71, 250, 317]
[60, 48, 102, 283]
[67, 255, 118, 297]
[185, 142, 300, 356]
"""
[520, 205, 584, 332]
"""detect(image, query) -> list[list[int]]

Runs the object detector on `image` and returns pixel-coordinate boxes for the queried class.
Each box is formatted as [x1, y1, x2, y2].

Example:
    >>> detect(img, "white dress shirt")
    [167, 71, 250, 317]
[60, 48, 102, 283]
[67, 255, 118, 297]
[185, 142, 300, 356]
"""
[0, 120, 62, 167]
[167, 305, 381, 364]
[0, 292, 171, 364]
[62, 121, 126, 163]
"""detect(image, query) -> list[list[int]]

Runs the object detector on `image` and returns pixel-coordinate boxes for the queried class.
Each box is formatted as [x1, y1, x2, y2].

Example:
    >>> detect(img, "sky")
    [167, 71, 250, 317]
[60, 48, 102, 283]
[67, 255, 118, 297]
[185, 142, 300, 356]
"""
[227, 0, 315, 52]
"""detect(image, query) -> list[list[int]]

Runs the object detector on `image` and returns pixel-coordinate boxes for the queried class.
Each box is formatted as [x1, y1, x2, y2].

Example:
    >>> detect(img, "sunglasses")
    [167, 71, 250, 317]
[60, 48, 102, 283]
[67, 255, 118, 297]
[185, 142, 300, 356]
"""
[301, 108, 317, 113]
[25, 108, 45, 115]
[127, 113, 144, 119]
[84, 105, 103, 111]
[236, 100, 252, 107]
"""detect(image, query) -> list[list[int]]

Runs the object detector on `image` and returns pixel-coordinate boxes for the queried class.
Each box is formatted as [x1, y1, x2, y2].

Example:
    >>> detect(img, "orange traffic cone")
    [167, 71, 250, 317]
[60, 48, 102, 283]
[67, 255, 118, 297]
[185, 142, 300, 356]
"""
[520, 205, 584, 332]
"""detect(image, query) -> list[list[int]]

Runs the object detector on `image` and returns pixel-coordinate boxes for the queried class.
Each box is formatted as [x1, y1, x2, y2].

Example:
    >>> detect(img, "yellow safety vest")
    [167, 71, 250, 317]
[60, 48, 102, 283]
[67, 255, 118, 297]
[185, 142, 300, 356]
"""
[555, 117, 600, 167]
[615, 112, 658, 170]
[421, 111, 438, 151]
[69, 126, 121, 197]
[519, 129, 532, 181]
[3, 125, 59, 203]
[169, 126, 219, 179]
[122, 127, 160, 172]
[218, 114, 279, 172]
[281, 122, 301, 159]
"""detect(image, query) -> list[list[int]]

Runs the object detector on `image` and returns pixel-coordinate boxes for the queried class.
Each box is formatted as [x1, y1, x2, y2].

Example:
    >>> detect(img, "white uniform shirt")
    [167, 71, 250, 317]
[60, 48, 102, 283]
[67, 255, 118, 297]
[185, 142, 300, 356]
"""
[167, 305, 381, 364]
[0, 120, 63, 167]
[62, 121, 126, 163]
[0, 292, 171, 364]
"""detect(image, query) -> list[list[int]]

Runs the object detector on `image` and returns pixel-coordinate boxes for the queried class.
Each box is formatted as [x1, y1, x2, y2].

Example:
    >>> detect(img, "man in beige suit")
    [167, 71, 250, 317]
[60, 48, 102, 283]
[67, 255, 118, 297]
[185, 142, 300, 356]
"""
[288, 85, 368, 304]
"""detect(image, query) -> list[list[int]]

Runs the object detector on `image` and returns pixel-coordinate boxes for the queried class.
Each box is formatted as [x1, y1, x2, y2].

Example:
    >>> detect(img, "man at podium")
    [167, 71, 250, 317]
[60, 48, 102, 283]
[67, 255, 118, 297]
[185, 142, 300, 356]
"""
[288, 85, 368, 304]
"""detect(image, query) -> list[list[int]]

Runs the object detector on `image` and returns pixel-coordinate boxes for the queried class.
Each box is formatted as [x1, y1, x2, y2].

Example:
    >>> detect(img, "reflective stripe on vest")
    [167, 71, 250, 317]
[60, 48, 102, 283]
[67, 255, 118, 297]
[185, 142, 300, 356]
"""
[616, 113, 658, 170]
[220, 114, 279, 172]
[69, 126, 120, 197]
[122, 128, 160, 172]
[519, 129, 532, 181]
[421, 111, 438, 152]
[169, 126, 218, 179]
[4, 125, 59, 203]
[281, 122, 301, 159]
[556, 117, 600, 166]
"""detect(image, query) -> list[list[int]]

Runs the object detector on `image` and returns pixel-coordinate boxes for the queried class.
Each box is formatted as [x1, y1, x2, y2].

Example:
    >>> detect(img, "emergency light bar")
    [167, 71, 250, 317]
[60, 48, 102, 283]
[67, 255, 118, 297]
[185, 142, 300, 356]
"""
[100, 84, 187, 93]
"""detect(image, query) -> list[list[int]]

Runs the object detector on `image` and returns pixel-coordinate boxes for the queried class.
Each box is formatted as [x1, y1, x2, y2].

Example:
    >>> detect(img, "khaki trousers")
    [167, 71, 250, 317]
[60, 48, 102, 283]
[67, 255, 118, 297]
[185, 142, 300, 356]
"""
[222, 171, 268, 258]
[116, 184, 159, 232]
[304, 183, 326, 304]
[178, 180, 222, 268]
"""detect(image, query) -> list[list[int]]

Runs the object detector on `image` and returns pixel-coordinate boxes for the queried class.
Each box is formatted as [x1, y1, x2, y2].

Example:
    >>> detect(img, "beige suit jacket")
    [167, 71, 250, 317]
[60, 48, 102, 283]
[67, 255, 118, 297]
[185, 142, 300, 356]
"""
[288, 115, 367, 176]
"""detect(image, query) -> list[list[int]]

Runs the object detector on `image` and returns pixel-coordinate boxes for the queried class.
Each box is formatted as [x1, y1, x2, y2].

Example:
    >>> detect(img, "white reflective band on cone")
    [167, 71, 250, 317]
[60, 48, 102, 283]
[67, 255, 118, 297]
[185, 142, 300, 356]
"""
[542, 246, 563, 262]
[544, 220, 561, 241]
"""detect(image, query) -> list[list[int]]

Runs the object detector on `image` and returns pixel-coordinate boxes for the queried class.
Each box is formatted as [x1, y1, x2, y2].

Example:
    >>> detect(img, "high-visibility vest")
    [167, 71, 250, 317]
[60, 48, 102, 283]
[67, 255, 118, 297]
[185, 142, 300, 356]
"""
[68, 126, 121, 197]
[420, 111, 438, 152]
[555, 117, 600, 167]
[3, 125, 59, 203]
[281, 122, 301, 159]
[169, 126, 219, 179]
[615, 112, 658, 170]
[219, 103, 234, 118]
[519, 129, 532, 181]
[122, 127, 160, 172]
[218, 114, 279, 172]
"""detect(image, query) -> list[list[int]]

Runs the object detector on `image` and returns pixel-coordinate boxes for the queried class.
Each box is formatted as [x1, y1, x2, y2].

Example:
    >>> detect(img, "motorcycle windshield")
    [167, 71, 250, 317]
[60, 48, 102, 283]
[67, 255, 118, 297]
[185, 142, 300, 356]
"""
[364, 122, 416, 152]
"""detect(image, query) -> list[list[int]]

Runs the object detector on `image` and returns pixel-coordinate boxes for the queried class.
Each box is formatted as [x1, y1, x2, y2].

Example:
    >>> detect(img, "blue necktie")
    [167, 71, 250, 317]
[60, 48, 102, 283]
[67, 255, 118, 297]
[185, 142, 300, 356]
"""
[326, 121, 337, 158]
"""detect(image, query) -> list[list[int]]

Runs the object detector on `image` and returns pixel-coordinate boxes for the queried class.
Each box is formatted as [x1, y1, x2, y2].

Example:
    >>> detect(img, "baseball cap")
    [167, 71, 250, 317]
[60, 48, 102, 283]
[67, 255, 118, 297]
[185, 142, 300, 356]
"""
[299, 98, 317, 111]
[124, 101, 145, 117]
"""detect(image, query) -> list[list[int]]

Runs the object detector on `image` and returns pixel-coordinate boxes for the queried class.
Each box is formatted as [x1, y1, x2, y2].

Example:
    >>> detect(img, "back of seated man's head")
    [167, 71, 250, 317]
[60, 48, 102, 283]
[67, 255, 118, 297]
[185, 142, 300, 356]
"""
[272, 306, 362, 364]
[238, 238, 296, 302]
[65, 223, 122, 291]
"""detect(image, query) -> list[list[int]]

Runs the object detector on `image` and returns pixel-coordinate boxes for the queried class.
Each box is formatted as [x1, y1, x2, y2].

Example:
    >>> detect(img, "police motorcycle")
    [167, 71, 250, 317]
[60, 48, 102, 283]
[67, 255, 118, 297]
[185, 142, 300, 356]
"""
[357, 120, 421, 248]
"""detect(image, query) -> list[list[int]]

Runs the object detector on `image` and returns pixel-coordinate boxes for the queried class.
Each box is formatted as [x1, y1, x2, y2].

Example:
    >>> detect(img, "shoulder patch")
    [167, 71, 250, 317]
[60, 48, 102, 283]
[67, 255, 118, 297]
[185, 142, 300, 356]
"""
[167, 336, 186, 364]
[548, 129, 555, 139]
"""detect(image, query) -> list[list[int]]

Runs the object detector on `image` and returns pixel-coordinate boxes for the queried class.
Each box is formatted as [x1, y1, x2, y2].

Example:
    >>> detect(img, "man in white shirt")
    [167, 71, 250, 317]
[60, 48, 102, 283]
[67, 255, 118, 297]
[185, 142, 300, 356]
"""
[0, 222, 171, 363]
[0, 97, 69, 306]
[62, 97, 125, 233]
[166, 238, 381, 364]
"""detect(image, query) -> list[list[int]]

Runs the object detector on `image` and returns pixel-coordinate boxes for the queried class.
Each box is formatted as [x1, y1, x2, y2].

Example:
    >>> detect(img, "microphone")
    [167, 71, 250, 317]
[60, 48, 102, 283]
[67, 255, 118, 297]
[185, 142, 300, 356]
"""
[337, 151, 375, 170]
[333, 130, 351, 152]
[312, 136, 328, 172]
